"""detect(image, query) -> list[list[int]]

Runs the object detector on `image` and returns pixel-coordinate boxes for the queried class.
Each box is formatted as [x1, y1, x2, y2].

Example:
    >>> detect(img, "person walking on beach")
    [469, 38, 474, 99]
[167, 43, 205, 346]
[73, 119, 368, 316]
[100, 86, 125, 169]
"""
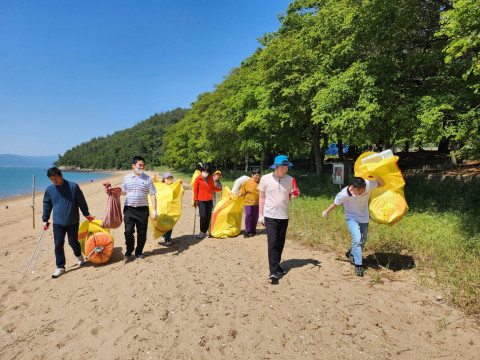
[258, 155, 299, 280]
[106, 156, 157, 259]
[42, 167, 94, 278]
[193, 164, 221, 238]
[238, 167, 261, 238]
[322, 176, 384, 277]
[159, 172, 178, 246]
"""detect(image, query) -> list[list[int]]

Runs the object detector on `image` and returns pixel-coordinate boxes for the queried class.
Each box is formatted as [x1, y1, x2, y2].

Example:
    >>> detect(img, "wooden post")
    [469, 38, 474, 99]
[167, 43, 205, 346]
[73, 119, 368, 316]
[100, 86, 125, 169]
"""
[32, 174, 35, 229]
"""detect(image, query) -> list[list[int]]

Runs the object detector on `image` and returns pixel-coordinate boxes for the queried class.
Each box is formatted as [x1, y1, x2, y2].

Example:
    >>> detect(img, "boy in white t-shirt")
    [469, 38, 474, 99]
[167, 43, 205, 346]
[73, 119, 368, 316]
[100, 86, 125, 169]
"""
[322, 176, 384, 276]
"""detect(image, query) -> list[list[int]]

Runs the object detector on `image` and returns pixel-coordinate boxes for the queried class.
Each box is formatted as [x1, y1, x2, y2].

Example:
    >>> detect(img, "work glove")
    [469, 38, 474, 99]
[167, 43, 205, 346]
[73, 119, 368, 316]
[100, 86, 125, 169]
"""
[322, 211, 329, 220]
[194, 200, 198, 209]
[151, 209, 157, 220]
[258, 214, 265, 226]
[103, 181, 111, 194]
[291, 188, 300, 197]
[86, 216, 95, 222]
[42, 221, 50, 230]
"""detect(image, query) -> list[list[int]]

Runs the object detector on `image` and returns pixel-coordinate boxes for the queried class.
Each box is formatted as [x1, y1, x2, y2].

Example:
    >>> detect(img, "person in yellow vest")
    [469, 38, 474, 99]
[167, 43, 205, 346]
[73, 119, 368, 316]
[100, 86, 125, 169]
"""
[238, 168, 261, 238]
[160, 172, 178, 246]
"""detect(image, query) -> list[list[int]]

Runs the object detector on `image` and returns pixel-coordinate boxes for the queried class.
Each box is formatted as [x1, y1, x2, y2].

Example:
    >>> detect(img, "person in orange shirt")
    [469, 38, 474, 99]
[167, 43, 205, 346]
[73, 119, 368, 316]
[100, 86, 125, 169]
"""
[193, 164, 222, 238]
[238, 168, 261, 238]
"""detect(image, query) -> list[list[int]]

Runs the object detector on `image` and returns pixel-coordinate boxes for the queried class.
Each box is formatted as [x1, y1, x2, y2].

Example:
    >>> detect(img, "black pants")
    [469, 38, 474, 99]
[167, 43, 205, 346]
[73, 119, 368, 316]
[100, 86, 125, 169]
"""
[53, 223, 81, 269]
[265, 217, 289, 275]
[198, 200, 213, 233]
[124, 206, 149, 255]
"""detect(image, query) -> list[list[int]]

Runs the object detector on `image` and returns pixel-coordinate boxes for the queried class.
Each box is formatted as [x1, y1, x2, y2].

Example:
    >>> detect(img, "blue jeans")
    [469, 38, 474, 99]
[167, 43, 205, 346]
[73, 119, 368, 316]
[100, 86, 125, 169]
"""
[53, 223, 82, 269]
[346, 219, 369, 266]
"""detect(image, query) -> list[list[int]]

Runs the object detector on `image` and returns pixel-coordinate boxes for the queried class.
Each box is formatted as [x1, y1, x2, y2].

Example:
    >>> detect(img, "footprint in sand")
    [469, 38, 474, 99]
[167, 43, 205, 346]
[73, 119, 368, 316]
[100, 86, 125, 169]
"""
[91, 326, 103, 335]
[3, 322, 16, 333]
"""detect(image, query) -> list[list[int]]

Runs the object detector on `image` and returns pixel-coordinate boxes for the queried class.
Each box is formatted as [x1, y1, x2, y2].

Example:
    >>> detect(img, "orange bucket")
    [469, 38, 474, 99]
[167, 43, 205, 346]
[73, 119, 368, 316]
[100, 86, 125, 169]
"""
[85, 232, 114, 264]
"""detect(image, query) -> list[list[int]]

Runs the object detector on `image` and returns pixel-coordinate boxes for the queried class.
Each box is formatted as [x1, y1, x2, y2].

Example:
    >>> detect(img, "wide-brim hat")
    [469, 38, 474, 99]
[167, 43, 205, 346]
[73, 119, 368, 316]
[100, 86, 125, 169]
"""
[270, 155, 293, 169]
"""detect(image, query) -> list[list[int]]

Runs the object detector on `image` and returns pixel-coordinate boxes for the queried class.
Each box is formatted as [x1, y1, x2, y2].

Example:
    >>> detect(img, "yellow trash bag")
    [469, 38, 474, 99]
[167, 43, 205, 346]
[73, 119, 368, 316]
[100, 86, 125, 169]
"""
[190, 170, 201, 207]
[354, 151, 408, 225]
[78, 220, 113, 255]
[148, 178, 184, 239]
[209, 186, 244, 238]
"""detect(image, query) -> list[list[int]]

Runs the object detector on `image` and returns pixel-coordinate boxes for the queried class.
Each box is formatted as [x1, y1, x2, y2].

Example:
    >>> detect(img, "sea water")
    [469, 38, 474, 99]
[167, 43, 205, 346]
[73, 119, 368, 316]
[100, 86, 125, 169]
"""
[0, 167, 112, 200]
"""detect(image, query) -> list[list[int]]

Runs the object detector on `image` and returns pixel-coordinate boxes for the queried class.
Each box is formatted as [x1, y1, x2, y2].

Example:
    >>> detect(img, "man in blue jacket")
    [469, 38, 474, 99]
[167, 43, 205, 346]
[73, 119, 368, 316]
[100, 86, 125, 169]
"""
[42, 167, 93, 278]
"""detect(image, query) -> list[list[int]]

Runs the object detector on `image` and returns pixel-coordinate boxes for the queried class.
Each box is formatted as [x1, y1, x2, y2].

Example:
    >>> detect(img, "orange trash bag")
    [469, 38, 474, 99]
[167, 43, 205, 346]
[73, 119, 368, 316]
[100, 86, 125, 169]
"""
[85, 232, 114, 264]
[101, 188, 122, 229]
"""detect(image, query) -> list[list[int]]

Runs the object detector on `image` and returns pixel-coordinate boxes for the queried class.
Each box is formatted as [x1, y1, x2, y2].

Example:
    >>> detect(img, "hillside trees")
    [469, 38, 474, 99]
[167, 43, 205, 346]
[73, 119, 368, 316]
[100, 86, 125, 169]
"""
[55, 108, 188, 169]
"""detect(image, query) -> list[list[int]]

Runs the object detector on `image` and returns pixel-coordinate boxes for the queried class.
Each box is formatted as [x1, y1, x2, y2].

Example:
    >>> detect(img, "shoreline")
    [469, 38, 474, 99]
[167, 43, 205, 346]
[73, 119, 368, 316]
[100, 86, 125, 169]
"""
[0, 170, 122, 204]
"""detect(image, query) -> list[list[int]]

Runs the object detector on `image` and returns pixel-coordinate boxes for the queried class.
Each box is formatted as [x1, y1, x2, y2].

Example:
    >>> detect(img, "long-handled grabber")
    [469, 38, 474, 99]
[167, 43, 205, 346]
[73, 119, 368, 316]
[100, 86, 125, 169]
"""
[297, 196, 308, 234]
[291, 178, 308, 235]
[291, 194, 295, 235]
[193, 205, 197, 240]
[25, 222, 49, 273]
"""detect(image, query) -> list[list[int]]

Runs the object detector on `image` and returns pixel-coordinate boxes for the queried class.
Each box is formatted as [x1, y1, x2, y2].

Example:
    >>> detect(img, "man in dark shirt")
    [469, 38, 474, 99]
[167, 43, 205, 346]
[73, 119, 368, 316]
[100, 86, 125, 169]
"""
[42, 167, 93, 278]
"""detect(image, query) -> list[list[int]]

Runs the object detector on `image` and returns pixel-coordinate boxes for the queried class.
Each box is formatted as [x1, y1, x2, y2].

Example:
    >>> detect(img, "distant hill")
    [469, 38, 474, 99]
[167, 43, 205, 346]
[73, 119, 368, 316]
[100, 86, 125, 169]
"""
[0, 154, 57, 167]
[55, 108, 189, 169]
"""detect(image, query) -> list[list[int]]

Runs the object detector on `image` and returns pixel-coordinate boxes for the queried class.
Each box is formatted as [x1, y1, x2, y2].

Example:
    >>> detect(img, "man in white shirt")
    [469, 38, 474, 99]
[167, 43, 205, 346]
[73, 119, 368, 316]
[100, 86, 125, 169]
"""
[258, 155, 299, 280]
[105, 156, 157, 259]
[322, 176, 384, 276]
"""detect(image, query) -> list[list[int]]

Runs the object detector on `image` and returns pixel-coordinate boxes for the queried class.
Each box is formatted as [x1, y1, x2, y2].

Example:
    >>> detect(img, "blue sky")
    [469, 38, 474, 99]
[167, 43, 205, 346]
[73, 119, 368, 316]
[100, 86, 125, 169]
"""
[0, 0, 291, 156]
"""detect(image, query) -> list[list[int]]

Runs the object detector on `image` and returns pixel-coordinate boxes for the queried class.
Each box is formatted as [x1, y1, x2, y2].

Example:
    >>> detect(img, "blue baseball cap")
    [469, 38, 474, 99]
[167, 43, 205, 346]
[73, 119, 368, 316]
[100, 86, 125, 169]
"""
[162, 172, 173, 179]
[270, 155, 293, 169]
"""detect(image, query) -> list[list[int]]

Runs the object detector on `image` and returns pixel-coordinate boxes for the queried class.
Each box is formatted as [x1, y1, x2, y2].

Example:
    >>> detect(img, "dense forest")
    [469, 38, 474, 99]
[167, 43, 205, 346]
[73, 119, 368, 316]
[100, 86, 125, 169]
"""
[163, 0, 480, 173]
[55, 108, 188, 169]
[55, 1, 479, 172]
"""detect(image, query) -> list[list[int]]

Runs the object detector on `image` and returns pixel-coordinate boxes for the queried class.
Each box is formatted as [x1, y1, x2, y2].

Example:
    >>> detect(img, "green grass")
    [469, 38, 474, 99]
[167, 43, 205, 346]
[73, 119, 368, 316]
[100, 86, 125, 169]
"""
[155, 166, 480, 315]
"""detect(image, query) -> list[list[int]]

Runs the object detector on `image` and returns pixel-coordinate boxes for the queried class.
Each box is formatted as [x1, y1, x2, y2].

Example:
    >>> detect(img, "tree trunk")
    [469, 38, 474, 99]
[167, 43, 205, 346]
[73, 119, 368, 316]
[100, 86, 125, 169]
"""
[312, 130, 328, 175]
[312, 131, 322, 175]
[321, 133, 328, 167]
[311, 150, 315, 171]
[450, 140, 458, 169]
[438, 137, 449, 153]
[260, 152, 266, 171]
[245, 154, 249, 172]
[404, 140, 410, 153]
[338, 138, 344, 161]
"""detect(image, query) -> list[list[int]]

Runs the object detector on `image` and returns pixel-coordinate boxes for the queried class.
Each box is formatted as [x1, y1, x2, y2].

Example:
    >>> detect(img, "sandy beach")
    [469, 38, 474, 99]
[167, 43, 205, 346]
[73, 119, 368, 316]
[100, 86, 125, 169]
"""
[1, 171, 479, 359]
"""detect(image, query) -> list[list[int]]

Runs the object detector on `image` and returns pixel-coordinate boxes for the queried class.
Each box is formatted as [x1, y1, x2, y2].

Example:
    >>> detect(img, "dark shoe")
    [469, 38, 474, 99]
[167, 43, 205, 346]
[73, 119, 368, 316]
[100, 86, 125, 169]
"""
[124, 251, 132, 257]
[346, 250, 354, 265]
[355, 265, 364, 277]
[136, 254, 146, 259]
[277, 266, 286, 276]
[243, 232, 251, 238]
[268, 273, 279, 280]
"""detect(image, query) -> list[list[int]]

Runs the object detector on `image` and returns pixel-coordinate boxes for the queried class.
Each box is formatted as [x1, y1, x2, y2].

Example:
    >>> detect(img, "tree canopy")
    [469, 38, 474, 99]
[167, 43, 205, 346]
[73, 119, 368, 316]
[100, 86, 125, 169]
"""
[163, 0, 480, 171]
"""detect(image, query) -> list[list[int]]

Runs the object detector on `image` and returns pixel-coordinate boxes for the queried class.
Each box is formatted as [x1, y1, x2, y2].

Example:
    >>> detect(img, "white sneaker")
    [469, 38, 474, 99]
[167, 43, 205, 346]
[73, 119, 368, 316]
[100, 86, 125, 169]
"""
[198, 232, 204, 238]
[76, 255, 85, 265]
[52, 268, 65, 278]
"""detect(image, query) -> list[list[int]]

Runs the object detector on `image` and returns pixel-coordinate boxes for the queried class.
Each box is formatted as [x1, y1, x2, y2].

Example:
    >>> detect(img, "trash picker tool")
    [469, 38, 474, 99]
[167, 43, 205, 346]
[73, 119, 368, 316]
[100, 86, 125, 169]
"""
[193, 205, 197, 240]
[25, 222, 49, 273]
[291, 178, 308, 235]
